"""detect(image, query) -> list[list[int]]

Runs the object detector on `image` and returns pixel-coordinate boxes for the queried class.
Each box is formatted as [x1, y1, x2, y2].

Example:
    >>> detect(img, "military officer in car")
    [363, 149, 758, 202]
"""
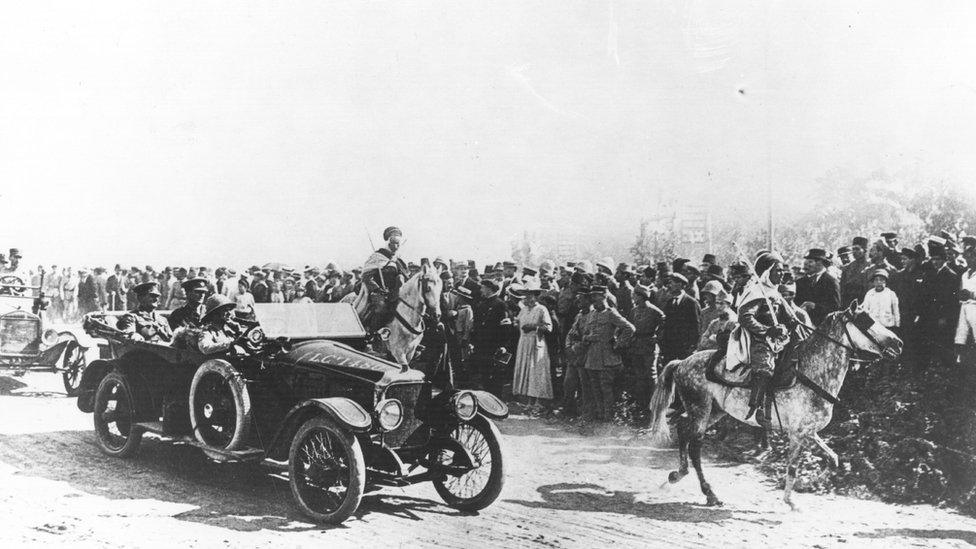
[168, 277, 209, 330]
[116, 281, 173, 343]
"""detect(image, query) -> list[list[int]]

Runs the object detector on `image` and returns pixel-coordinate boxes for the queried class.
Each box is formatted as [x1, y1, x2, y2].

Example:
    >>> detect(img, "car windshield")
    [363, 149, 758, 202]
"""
[252, 303, 366, 340]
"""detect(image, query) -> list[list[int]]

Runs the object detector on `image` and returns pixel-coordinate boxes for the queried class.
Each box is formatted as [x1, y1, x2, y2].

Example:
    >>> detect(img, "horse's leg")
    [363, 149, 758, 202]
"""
[810, 433, 839, 468]
[783, 436, 806, 511]
[689, 403, 722, 506]
[666, 416, 690, 485]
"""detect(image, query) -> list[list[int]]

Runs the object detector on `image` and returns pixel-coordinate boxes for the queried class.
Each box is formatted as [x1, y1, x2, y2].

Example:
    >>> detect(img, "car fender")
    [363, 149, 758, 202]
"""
[286, 397, 372, 434]
[470, 390, 509, 419]
[57, 328, 98, 351]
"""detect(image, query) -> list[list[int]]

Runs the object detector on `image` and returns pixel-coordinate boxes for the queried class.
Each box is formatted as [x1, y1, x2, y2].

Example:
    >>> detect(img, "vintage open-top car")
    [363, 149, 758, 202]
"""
[75, 303, 508, 524]
[1, 274, 94, 394]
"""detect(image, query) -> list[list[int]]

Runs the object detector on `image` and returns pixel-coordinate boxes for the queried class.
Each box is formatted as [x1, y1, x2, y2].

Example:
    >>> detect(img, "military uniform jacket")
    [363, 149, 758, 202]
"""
[629, 302, 665, 354]
[795, 270, 841, 326]
[168, 302, 205, 330]
[581, 307, 635, 370]
[118, 308, 173, 342]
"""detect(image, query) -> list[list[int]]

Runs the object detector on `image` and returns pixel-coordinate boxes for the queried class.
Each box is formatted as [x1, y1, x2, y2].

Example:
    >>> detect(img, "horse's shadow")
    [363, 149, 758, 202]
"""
[506, 483, 775, 525]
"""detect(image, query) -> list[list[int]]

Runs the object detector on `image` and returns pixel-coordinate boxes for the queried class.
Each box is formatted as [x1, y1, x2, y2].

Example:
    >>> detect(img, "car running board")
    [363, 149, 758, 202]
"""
[133, 421, 266, 463]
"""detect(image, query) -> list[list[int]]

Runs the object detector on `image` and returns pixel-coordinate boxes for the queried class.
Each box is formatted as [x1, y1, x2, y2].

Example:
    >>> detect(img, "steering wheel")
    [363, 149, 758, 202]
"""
[233, 323, 267, 355]
[0, 275, 26, 296]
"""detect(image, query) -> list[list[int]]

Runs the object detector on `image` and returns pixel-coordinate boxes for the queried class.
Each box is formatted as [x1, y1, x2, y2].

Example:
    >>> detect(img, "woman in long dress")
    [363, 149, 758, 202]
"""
[512, 280, 554, 414]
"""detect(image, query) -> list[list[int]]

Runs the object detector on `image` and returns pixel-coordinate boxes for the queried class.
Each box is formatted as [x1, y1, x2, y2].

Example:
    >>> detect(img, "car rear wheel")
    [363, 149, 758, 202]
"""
[432, 415, 505, 511]
[93, 372, 142, 458]
[189, 360, 251, 450]
[288, 416, 365, 524]
[60, 336, 88, 396]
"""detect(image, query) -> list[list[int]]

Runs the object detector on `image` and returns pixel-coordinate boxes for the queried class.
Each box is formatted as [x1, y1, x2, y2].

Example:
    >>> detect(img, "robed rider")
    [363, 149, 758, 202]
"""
[726, 251, 796, 426]
[357, 226, 409, 331]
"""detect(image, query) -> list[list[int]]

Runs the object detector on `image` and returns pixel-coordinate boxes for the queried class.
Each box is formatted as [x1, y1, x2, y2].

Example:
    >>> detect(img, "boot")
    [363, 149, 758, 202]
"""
[744, 371, 772, 422]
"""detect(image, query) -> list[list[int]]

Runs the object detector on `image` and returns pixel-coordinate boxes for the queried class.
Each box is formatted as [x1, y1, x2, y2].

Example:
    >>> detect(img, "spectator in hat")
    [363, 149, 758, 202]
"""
[841, 237, 870, 305]
[862, 270, 900, 329]
[863, 239, 895, 280]
[61, 267, 79, 322]
[727, 263, 751, 308]
[471, 279, 509, 395]
[77, 267, 101, 315]
[660, 273, 702, 368]
[890, 247, 923, 337]
[955, 237, 976, 362]
[166, 267, 188, 310]
[698, 280, 725, 335]
[251, 271, 270, 303]
[918, 240, 960, 367]
[512, 279, 554, 414]
[195, 295, 248, 355]
[796, 248, 841, 326]
[836, 246, 853, 267]
[697, 288, 737, 351]
[580, 285, 635, 426]
[881, 232, 902, 268]
[560, 284, 594, 419]
[626, 283, 664, 419]
[292, 285, 313, 304]
[613, 264, 635, 319]
[451, 285, 475, 365]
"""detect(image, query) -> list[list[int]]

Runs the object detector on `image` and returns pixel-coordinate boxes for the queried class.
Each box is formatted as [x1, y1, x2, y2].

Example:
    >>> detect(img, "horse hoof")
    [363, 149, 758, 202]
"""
[668, 471, 685, 484]
[706, 498, 723, 507]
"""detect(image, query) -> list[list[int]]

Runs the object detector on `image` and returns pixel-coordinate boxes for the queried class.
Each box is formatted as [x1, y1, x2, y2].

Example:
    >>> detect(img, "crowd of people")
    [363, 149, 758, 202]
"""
[6, 226, 975, 429]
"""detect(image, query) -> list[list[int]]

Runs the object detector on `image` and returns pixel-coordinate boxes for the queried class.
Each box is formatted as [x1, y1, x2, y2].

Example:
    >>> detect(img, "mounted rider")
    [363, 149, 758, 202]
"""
[357, 226, 409, 332]
[726, 251, 796, 425]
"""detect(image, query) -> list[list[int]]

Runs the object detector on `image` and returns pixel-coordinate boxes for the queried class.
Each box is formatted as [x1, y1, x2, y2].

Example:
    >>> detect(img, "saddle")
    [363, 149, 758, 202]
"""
[703, 331, 799, 392]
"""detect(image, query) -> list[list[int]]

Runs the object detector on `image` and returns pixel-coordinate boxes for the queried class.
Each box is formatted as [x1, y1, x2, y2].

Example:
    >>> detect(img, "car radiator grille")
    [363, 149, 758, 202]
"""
[0, 316, 39, 355]
[382, 382, 427, 449]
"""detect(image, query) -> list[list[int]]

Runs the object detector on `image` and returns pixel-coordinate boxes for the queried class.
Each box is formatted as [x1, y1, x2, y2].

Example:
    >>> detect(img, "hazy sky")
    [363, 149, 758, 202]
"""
[2, 2, 976, 269]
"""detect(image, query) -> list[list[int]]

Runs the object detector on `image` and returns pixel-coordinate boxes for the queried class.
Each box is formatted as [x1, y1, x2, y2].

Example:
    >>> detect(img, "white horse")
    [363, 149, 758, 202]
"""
[352, 262, 443, 366]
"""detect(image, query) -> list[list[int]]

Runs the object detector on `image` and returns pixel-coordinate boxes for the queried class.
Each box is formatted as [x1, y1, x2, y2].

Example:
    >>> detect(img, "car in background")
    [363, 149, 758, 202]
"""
[0, 271, 94, 394]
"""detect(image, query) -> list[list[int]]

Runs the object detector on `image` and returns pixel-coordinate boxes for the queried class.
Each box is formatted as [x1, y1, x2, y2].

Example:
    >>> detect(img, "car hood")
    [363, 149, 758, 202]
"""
[282, 339, 425, 386]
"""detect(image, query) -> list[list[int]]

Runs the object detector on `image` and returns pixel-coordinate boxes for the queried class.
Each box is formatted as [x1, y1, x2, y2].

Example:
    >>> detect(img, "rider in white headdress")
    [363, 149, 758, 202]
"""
[356, 226, 409, 331]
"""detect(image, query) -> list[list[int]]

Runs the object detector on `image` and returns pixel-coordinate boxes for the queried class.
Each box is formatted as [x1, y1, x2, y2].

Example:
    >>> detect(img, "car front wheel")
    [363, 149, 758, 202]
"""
[432, 414, 505, 511]
[288, 416, 365, 524]
[93, 371, 142, 458]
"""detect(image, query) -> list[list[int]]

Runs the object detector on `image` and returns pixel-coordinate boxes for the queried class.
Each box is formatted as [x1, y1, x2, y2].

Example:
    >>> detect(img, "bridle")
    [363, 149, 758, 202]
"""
[806, 308, 891, 361]
[394, 273, 439, 336]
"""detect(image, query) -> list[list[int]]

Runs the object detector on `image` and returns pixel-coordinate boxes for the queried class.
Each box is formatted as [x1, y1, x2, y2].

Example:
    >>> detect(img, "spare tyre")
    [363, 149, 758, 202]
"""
[189, 359, 251, 450]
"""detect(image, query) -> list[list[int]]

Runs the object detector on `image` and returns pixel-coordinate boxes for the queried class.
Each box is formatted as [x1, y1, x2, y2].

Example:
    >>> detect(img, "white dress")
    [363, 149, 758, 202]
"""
[512, 303, 554, 399]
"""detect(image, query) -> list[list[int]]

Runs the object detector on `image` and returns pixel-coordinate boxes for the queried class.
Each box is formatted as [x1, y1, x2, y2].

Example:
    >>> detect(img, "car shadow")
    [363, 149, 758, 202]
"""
[506, 483, 780, 525]
[855, 528, 976, 546]
[0, 430, 464, 533]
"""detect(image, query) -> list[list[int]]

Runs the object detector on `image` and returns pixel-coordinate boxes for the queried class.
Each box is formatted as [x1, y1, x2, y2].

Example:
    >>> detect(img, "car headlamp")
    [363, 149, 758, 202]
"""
[42, 329, 59, 346]
[375, 399, 403, 432]
[452, 391, 478, 421]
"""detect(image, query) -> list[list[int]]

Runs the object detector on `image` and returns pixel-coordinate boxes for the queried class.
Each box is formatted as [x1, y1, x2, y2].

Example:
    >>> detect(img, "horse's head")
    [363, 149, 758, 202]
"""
[401, 259, 442, 322]
[832, 300, 903, 360]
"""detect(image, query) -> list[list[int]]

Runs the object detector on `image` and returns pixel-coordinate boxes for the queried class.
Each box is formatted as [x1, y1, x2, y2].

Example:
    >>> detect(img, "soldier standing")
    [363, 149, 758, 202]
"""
[626, 284, 664, 422]
[580, 285, 635, 427]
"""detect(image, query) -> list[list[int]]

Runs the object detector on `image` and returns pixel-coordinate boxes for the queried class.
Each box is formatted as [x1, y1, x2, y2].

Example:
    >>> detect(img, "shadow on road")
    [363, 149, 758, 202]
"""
[0, 430, 463, 533]
[855, 528, 976, 546]
[506, 483, 779, 525]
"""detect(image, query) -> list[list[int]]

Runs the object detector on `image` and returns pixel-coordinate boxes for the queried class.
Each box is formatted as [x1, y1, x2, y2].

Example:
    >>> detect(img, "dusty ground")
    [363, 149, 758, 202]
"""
[1, 372, 975, 548]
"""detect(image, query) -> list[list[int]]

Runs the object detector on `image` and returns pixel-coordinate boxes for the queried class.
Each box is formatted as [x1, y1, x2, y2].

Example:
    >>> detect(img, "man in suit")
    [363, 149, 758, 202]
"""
[796, 248, 841, 326]
[660, 273, 702, 370]
[918, 240, 960, 367]
[105, 264, 128, 311]
[840, 237, 869, 305]
[470, 279, 509, 395]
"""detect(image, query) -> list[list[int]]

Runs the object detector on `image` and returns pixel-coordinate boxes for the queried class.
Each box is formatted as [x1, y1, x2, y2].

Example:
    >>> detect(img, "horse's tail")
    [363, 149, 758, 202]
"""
[647, 359, 681, 445]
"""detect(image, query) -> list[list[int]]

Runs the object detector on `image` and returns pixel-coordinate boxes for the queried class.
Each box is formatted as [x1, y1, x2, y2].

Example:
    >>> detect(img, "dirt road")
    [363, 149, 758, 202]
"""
[1, 373, 974, 548]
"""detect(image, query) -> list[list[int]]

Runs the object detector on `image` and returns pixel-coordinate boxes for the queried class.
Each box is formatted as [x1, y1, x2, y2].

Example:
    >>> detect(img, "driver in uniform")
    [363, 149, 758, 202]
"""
[116, 282, 173, 343]
[195, 294, 248, 355]
[358, 226, 409, 331]
[168, 277, 208, 330]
